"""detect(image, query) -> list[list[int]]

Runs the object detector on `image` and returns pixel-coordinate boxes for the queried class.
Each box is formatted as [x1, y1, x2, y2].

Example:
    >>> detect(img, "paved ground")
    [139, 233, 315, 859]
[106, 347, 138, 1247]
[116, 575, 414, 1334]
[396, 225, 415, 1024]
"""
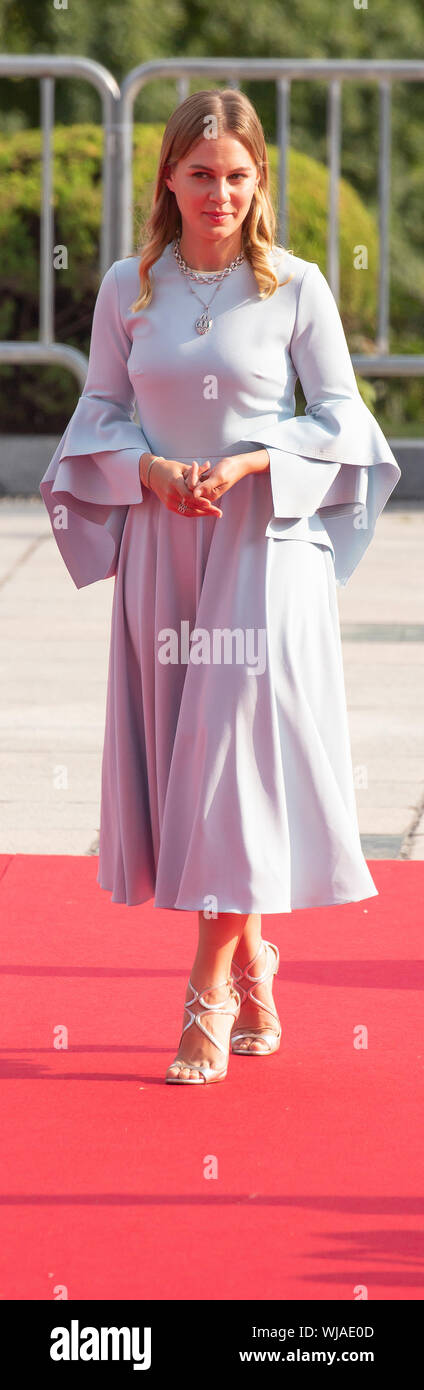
[0, 496, 423, 861]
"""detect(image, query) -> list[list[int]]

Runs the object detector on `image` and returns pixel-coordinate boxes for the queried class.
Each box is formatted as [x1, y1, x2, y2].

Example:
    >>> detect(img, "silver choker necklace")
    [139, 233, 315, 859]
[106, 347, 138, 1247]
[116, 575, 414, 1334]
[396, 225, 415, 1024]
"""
[172, 234, 245, 335]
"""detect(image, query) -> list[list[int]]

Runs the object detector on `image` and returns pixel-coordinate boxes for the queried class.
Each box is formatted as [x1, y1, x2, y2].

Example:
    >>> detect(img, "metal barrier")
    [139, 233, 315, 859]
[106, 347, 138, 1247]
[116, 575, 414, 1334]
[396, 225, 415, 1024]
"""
[0, 54, 120, 388]
[1, 54, 424, 390]
[119, 57, 424, 377]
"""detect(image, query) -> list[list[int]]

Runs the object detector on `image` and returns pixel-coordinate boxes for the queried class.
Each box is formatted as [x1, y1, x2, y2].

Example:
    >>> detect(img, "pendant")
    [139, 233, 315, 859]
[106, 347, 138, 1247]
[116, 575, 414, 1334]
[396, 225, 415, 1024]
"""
[195, 311, 212, 335]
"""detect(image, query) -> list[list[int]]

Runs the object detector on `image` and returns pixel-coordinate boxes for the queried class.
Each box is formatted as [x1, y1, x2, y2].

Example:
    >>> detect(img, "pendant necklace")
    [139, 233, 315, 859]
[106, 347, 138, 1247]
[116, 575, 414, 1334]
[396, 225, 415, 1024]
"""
[172, 234, 245, 334]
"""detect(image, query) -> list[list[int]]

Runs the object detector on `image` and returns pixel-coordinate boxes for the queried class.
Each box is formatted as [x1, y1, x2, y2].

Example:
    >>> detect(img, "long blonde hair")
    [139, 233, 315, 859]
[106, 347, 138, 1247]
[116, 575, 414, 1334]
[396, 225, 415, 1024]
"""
[129, 87, 292, 312]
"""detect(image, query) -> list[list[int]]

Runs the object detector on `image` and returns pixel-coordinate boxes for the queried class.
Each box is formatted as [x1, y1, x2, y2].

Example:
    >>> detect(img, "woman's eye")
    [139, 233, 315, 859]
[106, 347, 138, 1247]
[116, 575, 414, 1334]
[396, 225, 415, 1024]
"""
[192, 173, 244, 180]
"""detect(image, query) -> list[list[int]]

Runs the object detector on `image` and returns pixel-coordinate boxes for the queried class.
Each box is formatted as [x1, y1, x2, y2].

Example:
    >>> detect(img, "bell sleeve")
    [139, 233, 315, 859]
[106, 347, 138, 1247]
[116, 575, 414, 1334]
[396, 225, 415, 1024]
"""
[39, 260, 152, 589]
[242, 261, 401, 587]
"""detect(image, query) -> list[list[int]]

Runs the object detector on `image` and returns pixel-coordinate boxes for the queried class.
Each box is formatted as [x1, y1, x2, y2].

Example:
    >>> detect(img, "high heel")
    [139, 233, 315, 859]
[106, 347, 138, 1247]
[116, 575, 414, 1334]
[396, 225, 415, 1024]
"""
[165, 976, 241, 1084]
[230, 939, 282, 1055]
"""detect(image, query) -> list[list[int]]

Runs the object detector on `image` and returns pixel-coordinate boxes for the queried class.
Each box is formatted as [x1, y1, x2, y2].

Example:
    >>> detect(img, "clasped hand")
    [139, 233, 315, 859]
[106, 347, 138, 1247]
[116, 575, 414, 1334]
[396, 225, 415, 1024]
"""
[148, 454, 248, 518]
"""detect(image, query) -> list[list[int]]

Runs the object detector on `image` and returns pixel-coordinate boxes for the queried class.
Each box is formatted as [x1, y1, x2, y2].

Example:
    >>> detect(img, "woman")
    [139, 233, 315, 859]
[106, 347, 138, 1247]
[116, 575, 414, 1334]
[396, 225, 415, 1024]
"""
[40, 88, 401, 1087]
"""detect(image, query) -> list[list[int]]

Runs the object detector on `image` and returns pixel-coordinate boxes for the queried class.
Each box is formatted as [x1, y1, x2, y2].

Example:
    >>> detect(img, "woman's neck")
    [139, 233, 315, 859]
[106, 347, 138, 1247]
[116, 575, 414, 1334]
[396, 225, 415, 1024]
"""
[177, 231, 243, 273]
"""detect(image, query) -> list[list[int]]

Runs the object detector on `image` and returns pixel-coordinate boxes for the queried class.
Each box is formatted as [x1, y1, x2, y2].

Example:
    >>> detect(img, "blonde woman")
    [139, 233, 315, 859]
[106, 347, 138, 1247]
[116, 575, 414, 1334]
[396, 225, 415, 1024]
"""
[40, 89, 400, 1086]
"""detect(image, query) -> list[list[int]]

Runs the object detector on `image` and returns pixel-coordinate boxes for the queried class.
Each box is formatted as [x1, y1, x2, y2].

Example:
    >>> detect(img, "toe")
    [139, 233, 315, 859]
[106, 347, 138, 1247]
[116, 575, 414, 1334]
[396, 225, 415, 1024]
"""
[236, 1035, 269, 1052]
[166, 1058, 204, 1080]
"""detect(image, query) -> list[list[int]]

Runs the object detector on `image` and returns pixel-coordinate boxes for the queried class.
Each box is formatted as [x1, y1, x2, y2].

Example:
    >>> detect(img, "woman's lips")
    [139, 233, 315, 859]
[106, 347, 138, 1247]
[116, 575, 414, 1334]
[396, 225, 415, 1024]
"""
[204, 212, 231, 221]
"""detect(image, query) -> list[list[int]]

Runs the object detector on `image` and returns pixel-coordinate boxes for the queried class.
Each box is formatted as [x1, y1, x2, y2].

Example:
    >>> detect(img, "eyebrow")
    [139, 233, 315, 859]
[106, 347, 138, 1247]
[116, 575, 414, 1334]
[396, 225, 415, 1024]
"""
[187, 163, 252, 172]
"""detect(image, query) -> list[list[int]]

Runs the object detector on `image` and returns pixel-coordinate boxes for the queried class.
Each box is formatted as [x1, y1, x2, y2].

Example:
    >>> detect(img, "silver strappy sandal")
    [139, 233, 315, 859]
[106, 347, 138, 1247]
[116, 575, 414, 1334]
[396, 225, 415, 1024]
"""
[230, 939, 282, 1055]
[165, 976, 241, 1084]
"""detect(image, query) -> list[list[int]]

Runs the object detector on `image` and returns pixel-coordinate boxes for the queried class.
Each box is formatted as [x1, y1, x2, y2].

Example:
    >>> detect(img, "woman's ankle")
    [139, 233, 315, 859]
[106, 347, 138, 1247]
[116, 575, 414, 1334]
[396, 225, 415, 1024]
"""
[188, 970, 232, 997]
[232, 936, 265, 970]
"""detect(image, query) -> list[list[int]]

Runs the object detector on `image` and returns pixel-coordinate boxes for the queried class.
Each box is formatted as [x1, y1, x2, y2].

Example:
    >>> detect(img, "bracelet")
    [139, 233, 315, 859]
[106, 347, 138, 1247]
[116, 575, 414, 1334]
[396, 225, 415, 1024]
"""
[145, 454, 165, 488]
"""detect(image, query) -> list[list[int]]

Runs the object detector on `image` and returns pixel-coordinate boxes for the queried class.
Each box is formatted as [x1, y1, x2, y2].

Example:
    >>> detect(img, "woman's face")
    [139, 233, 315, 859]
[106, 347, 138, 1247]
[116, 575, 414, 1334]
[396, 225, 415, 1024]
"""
[164, 133, 260, 252]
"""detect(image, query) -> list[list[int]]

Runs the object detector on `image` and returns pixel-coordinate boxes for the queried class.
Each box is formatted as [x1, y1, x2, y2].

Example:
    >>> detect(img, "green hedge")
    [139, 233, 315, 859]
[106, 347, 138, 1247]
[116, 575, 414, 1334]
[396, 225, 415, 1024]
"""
[0, 121, 404, 432]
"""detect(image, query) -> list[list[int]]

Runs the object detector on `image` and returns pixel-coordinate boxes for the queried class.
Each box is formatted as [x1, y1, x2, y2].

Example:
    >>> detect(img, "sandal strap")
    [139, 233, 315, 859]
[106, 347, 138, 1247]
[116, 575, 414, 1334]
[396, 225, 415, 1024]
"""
[231, 938, 266, 987]
[231, 940, 279, 1018]
[231, 1025, 281, 1049]
[179, 977, 241, 1059]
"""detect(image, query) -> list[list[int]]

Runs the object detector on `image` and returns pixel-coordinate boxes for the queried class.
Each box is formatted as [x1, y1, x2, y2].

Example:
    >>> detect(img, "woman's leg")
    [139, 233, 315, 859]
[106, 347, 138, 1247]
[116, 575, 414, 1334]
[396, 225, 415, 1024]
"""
[166, 910, 247, 1081]
[231, 913, 281, 1053]
[232, 912, 262, 967]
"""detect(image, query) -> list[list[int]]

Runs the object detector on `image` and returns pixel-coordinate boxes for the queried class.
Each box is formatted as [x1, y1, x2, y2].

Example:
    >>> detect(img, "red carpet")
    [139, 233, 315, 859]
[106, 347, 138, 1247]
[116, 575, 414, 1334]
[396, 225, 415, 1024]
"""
[0, 852, 423, 1301]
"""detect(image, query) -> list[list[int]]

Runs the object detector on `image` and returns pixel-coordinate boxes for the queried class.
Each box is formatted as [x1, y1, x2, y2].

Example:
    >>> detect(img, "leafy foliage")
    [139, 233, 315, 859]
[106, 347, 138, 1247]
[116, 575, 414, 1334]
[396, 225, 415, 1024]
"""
[0, 121, 384, 432]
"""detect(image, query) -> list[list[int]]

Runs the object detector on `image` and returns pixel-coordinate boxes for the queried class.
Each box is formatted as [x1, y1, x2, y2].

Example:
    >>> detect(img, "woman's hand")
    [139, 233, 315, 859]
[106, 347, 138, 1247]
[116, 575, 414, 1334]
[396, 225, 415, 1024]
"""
[148, 458, 223, 517]
[186, 453, 252, 504]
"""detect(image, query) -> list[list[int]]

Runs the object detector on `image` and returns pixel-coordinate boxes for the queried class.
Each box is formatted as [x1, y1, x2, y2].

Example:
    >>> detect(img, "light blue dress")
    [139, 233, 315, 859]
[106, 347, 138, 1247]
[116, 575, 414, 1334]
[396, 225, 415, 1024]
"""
[40, 242, 401, 912]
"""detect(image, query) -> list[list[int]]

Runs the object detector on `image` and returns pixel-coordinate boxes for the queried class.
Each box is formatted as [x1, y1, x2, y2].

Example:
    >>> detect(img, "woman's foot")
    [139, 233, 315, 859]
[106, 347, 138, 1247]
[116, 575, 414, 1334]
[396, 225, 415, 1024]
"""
[230, 940, 281, 1054]
[166, 978, 240, 1082]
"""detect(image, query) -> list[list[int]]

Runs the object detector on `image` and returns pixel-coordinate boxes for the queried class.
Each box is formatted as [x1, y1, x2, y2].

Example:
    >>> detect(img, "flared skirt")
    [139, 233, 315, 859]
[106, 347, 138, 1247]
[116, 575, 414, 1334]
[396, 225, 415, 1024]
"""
[96, 469, 377, 913]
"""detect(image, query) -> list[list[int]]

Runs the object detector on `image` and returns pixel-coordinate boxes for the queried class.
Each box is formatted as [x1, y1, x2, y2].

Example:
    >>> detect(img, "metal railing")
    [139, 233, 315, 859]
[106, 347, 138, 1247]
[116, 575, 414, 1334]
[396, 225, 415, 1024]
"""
[119, 57, 424, 375]
[0, 54, 120, 388]
[1, 54, 424, 391]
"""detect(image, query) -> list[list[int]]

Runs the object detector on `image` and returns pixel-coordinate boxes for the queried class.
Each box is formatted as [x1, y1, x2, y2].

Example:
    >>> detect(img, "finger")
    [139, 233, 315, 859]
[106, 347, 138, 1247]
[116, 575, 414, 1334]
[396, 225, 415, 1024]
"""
[183, 461, 202, 492]
[175, 476, 221, 515]
[179, 496, 222, 514]
[172, 497, 222, 517]
[185, 469, 198, 491]
[177, 482, 208, 505]
[185, 461, 212, 493]
[192, 482, 221, 499]
[171, 508, 222, 518]
[188, 461, 211, 485]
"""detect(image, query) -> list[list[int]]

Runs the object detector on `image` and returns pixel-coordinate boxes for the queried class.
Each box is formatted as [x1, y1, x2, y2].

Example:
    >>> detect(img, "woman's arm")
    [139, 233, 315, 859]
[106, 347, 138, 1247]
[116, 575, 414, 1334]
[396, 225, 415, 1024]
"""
[235, 448, 271, 476]
[236, 262, 400, 520]
[39, 261, 154, 587]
